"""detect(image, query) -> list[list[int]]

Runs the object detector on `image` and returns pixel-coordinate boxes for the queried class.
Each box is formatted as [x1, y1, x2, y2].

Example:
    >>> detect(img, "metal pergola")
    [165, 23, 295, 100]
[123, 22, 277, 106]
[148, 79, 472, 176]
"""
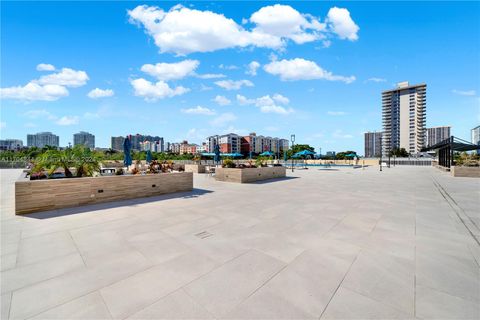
[422, 136, 480, 168]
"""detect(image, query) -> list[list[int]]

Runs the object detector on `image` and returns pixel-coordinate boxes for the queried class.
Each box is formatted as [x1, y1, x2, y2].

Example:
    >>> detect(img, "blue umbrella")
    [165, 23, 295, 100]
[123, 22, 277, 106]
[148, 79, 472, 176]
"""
[213, 144, 221, 165]
[223, 153, 243, 158]
[284, 150, 287, 161]
[146, 150, 153, 163]
[249, 151, 253, 159]
[345, 153, 357, 158]
[293, 150, 316, 158]
[123, 136, 132, 167]
[260, 151, 274, 156]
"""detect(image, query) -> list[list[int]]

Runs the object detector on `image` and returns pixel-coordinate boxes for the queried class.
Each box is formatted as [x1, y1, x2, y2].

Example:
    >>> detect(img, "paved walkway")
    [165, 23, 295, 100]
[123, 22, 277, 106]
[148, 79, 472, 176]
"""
[1, 166, 479, 319]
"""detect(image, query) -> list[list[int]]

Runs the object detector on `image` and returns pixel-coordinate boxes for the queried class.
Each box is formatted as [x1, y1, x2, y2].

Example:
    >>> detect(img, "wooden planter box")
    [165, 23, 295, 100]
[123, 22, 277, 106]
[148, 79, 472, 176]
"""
[451, 166, 480, 178]
[215, 167, 286, 183]
[184, 164, 206, 173]
[15, 172, 193, 215]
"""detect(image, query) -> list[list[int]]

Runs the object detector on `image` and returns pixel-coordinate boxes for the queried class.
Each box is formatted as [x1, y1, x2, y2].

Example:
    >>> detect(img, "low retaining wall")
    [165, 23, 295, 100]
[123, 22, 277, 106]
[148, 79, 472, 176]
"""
[451, 166, 480, 178]
[184, 164, 206, 173]
[215, 166, 286, 183]
[15, 172, 193, 214]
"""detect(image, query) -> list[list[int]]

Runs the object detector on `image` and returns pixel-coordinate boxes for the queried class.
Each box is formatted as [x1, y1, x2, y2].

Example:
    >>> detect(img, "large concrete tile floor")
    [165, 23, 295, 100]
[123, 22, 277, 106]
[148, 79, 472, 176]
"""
[1, 166, 479, 319]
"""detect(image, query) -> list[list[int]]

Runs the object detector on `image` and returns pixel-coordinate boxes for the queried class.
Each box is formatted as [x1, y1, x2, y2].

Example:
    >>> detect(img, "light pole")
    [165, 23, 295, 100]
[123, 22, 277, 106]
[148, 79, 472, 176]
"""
[290, 134, 295, 172]
[379, 135, 382, 172]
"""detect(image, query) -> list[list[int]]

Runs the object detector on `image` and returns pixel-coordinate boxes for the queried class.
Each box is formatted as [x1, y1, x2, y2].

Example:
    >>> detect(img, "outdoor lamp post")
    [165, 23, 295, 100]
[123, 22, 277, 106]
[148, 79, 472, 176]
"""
[379, 136, 383, 172]
[291, 134, 295, 172]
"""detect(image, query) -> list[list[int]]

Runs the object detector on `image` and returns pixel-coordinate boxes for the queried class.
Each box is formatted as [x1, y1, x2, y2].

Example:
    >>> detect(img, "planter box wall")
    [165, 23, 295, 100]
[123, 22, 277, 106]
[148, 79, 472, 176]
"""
[215, 167, 286, 183]
[15, 172, 193, 215]
[184, 164, 206, 173]
[451, 166, 480, 178]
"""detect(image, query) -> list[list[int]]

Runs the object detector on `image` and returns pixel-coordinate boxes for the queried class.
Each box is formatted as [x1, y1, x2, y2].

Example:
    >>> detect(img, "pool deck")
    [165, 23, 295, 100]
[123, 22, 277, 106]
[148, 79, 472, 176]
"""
[1, 166, 479, 319]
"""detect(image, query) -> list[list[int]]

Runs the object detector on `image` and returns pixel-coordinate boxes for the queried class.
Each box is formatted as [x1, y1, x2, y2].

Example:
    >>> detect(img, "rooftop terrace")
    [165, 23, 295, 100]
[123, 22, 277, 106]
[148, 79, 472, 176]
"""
[1, 166, 479, 319]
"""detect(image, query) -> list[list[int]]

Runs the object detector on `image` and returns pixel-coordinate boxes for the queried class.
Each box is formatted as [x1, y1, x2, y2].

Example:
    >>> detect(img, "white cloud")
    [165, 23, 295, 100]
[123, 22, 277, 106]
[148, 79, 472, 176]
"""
[1, 65, 88, 101]
[140, 60, 199, 80]
[272, 93, 289, 104]
[236, 93, 294, 115]
[219, 64, 239, 70]
[367, 77, 386, 83]
[326, 7, 359, 41]
[35, 68, 89, 87]
[210, 112, 237, 127]
[327, 111, 347, 116]
[0, 121, 5, 129]
[195, 73, 226, 79]
[55, 116, 79, 126]
[87, 88, 114, 99]
[452, 89, 476, 96]
[127, 4, 358, 55]
[36, 63, 55, 71]
[215, 79, 254, 90]
[212, 95, 231, 106]
[264, 58, 355, 83]
[1, 83, 69, 101]
[24, 109, 56, 119]
[181, 106, 216, 115]
[246, 61, 260, 76]
[249, 4, 325, 45]
[131, 78, 189, 102]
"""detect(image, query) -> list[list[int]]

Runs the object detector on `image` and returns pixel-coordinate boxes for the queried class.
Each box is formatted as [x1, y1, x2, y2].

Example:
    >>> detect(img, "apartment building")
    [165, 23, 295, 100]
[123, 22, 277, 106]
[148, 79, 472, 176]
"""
[0, 139, 23, 151]
[73, 131, 95, 149]
[426, 126, 451, 147]
[472, 125, 480, 155]
[382, 81, 426, 155]
[27, 132, 59, 148]
[206, 133, 241, 153]
[111, 136, 125, 151]
[364, 131, 383, 157]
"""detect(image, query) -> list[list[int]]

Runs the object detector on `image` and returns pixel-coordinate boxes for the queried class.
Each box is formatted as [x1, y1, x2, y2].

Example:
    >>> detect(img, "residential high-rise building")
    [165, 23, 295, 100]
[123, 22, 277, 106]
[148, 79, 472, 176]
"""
[326, 151, 336, 157]
[27, 132, 59, 148]
[129, 134, 163, 151]
[472, 125, 480, 155]
[0, 139, 23, 151]
[73, 131, 95, 149]
[239, 133, 289, 155]
[426, 126, 451, 147]
[382, 81, 426, 155]
[364, 131, 383, 157]
[111, 136, 125, 151]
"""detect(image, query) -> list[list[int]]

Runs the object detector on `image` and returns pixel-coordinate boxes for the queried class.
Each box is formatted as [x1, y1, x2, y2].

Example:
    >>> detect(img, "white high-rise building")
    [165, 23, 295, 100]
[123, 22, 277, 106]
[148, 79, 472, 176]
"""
[27, 132, 59, 148]
[73, 131, 95, 149]
[382, 81, 426, 156]
[472, 125, 480, 155]
[426, 126, 450, 147]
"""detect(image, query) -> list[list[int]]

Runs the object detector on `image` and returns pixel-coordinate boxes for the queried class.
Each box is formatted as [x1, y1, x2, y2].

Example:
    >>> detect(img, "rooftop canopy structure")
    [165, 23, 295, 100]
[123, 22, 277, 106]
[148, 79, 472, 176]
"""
[421, 136, 480, 168]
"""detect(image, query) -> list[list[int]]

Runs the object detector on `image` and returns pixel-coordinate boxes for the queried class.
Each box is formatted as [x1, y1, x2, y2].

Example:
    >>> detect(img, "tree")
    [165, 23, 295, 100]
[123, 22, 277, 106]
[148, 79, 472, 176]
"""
[389, 148, 409, 157]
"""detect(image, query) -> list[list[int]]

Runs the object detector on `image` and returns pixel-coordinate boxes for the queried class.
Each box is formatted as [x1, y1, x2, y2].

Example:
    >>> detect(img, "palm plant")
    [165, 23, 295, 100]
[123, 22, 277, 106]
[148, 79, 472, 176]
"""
[71, 145, 101, 177]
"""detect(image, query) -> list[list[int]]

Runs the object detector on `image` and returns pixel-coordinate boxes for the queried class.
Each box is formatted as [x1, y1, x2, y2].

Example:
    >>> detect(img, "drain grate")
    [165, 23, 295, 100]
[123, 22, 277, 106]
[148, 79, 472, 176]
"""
[195, 231, 213, 239]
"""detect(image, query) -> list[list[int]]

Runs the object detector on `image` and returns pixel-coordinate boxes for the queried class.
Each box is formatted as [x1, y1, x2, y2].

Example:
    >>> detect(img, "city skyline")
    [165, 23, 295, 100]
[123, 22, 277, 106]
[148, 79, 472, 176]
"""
[1, 2, 479, 151]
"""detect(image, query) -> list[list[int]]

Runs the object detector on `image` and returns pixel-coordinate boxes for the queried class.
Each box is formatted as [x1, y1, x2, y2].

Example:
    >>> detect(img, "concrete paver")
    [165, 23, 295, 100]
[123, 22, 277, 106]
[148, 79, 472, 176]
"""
[1, 167, 479, 319]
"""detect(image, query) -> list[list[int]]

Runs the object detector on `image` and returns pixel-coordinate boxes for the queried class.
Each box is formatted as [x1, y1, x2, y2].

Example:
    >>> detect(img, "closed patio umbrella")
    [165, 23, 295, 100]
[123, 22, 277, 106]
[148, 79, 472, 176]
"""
[213, 144, 221, 165]
[146, 150, 153, 163]
[123, 136, 132, 168]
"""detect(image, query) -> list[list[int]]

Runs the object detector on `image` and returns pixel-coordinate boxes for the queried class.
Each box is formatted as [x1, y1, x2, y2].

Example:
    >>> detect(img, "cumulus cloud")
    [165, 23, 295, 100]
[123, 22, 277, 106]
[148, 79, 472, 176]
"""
[264, 58, 355, 83]
[195, 73, 226, 79]
[215, 79, 254, 90]
[56, 115, 79, 126]
[212, 95, 231, 106]
[236, 93, 294, 115]
[1, 65, 88, 101]
[127, 4, 358, 55]
[452, 89, 476, 96]
[140, 60, 199, 81]
[246, 61, 260, 76]
[367, 77, 386, 83]
[87, 88, 114, 99]
[219, 64, 239, 70]
[131, 78, 189, 102]
[1, 83, 69, 101]
[181, 106, 216, 115]
[210, 112, 237, 127]
[35, 68, 89, 87]
[36, 63, 55, 71]
[326, 7, 359, 41]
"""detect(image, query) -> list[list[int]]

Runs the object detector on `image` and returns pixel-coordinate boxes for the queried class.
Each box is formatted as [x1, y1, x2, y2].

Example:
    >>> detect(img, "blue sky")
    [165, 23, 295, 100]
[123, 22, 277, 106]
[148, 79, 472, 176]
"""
[1, 1, 479, 153]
